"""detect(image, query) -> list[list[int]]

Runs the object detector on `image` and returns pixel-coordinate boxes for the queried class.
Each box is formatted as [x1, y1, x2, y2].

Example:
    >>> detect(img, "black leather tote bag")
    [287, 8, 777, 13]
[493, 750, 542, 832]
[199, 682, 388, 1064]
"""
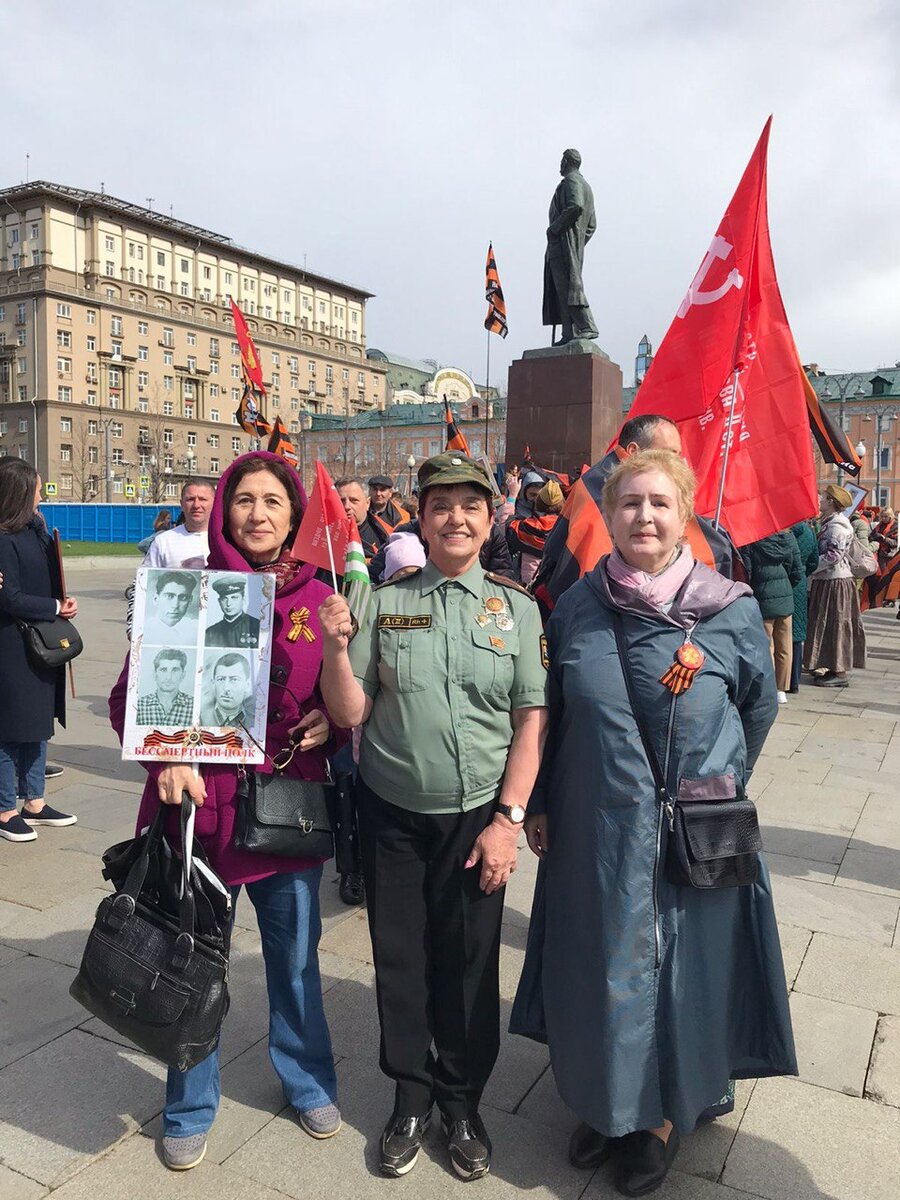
[70, 800, 231, 1071]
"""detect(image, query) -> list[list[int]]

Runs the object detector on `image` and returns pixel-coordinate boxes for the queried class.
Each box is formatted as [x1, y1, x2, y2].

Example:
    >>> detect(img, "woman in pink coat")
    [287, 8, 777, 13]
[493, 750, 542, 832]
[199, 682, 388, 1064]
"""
[110, 451, 346, 1171]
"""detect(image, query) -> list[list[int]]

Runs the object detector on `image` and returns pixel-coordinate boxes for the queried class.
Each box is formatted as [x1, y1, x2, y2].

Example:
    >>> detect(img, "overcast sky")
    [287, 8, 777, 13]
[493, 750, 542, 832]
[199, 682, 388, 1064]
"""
[13, 0, 900, 388]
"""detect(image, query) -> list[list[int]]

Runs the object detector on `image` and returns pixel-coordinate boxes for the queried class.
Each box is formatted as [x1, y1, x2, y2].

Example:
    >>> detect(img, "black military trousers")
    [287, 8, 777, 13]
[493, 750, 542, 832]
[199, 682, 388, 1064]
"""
[357, 778, 504, 1121]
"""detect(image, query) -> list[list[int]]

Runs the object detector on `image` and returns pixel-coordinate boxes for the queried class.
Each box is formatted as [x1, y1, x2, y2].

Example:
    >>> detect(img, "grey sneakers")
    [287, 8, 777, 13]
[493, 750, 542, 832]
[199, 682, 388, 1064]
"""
[297, 1103, 342, 1139]
[162, 1133, 208, 1171]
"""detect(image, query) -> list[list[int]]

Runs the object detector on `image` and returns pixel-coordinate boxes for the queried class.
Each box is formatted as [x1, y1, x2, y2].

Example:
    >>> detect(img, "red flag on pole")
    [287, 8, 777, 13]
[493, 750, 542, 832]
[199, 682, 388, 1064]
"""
[621, 118, 818, 547]
[291, 461, 350, 576]
[229, 298, 267, 398]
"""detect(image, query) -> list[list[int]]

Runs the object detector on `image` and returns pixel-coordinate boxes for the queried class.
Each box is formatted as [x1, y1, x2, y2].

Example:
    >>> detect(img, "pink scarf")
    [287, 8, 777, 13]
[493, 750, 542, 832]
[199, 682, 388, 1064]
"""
[606, 543, 695, 608]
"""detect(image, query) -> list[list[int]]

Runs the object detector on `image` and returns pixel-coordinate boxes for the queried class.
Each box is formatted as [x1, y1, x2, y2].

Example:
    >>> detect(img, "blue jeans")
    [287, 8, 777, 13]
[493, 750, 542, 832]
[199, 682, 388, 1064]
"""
[163, 865, 337, 1137]
[0, 741, 47, 812]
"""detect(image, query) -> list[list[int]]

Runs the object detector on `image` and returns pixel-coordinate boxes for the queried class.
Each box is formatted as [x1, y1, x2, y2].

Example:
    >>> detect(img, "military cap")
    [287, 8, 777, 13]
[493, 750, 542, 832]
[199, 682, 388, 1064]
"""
[212, 577, 246, 596]
[368, 474, 394, 489]
[417, 452, 493, 496]
[825, 483, 853, 510]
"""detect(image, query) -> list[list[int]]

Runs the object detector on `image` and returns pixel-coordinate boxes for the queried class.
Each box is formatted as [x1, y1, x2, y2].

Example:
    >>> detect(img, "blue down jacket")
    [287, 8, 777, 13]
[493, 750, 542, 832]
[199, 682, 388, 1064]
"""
[510, 557, 797, 1137]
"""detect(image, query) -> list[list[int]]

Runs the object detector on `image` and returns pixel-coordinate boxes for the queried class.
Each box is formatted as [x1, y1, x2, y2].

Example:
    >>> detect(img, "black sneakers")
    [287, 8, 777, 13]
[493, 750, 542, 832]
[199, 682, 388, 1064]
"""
[442, 1113, 492, 1181]
[0, 813, 37, 842]
[381, 1111, 431, 1177]
[44, 763, 65, 779]
[21, 804, 77, 827]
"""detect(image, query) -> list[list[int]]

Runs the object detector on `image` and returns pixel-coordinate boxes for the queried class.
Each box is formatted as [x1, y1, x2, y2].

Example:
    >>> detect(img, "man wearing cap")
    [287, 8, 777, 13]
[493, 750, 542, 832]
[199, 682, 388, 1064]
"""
[337, 477, 392, 563]
[368, 475, 409, 535]
[205, 577, 260, 648]
[319, 452, 549, 1182]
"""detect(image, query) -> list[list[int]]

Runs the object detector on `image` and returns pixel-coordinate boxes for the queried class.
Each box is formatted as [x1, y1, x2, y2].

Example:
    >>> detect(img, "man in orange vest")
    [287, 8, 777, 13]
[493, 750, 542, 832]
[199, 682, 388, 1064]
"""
[368, 475, 409, 537]
[534, 413, 742, 616]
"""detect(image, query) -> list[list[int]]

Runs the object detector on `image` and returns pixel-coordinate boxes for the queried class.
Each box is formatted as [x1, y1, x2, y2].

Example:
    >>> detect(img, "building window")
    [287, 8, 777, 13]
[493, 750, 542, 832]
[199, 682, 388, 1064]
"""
[111, 315, 123, 336]
[326, 384, 333, 397]
[16, 303, 26, 323]
[60, 417, 73, 433]
[57, 330, 72, 348]
[57, 357, 72, 375]
[18, 418, 28, 433]
[56, 302, 71, 318]
[57, 387, 72, 403]
[111, 448, 124, 467]
[138, 320, 148, 335]
[231, 341, 240, 355]
[138, 344, 148, 361]
[110, 421, 123, 438]
[60, 444, 72, 462]
[86, 363, 97, 383]
[232, 436, 242, 452]
[187, 355, 197, 372]
[86, 309, 96, 325]
[184, 381, 195, 399]
[111, 341, 122, 360]
[156, 275, 165, 289]
[108, 368, 121, 388]
[231, 363, 241, 378]
[210, 458, 220, 474]
[210, 409, 220, 423]
[88, 446, 99, 464]
[210, 384, 219, 398]
[163, 428, 173, 445]
[87, 336, 96, 351]
[138, 371, 149, 388]
[325, 365, 334, 382]
[16, 329, 26, 347]
[209, 434, 220, 448]
[187, 431, 197, 448]
[163, 401, 173, 416]
[17, 358, 27, 375]
[209, 337, 219, 357]
[231, 388, 240, 402]
[86, 391, 97, 406]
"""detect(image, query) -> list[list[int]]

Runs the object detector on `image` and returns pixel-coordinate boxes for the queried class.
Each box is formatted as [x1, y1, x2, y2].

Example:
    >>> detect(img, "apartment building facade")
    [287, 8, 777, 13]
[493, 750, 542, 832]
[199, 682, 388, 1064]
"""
[0, 180, 386, 500]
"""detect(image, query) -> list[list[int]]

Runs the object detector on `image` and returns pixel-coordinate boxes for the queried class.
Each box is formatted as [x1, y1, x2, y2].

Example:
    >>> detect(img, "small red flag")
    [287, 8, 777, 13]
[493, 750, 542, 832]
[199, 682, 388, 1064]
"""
[229, 298, 267, 398]
[291, 461, 350, 574]
[621, 118, 818, 547]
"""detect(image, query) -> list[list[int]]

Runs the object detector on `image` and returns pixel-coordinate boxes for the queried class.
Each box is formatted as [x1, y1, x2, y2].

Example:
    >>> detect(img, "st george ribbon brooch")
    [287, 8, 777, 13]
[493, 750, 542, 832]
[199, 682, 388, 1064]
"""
[660, 641, 705, 696]
[287, 606, 316, 644]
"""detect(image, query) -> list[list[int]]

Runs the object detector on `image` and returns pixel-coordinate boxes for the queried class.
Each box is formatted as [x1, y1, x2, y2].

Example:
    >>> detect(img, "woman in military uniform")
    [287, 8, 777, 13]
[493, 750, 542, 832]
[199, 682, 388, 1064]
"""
[319, 452, 548, 1181]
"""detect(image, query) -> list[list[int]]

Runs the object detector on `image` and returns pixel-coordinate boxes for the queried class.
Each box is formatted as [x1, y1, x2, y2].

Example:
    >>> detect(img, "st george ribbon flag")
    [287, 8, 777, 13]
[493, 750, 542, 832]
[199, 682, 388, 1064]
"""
[267, 415, 298, 467]
[484, 243, 508, 339]
[292, 461, 350, 581]
[623, 118, 818, 547]
[445, 397, 472, 454]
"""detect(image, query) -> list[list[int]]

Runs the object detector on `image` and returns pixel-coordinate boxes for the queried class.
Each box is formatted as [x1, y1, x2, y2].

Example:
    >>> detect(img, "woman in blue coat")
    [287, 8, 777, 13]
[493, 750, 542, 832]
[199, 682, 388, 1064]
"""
[510, 450, 796, 1197]
[0, 459, 78, 843]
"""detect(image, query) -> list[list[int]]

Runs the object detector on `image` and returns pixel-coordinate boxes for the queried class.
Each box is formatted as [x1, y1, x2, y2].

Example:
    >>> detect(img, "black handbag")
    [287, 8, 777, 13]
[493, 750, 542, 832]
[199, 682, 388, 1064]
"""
[233, 768, 336, 860]
[70, 800, 232, 1071]
[612, 614, 762, 889]
[17, 615, 83, 668]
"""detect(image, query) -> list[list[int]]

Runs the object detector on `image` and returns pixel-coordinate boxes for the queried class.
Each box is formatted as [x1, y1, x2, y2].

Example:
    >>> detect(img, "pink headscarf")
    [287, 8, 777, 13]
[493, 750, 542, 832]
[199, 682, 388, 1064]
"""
[605, 543, 695, 609]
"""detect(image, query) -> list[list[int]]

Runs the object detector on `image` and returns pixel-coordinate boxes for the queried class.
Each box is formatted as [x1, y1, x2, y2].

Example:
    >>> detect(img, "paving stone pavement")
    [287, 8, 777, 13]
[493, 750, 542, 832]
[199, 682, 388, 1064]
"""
[2, 568, 899, 1198]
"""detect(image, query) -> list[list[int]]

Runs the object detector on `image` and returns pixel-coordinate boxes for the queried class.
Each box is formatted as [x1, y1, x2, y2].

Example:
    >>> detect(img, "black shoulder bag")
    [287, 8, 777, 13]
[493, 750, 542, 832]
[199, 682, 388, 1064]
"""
[233, 767, 336, 860]
[70, 799, 231, 1071]
[17, 615, 83, 668]
[612, 613, 762, 889]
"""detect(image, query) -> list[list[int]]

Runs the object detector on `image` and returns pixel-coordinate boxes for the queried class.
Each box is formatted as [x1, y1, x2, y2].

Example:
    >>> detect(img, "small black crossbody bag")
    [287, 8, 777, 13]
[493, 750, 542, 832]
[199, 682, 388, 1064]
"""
[612, 613, 762, 889]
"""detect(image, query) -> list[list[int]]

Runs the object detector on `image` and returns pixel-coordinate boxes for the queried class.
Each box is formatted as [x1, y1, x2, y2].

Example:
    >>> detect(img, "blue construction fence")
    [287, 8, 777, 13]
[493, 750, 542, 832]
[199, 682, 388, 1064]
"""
[40, 503, 183, 543]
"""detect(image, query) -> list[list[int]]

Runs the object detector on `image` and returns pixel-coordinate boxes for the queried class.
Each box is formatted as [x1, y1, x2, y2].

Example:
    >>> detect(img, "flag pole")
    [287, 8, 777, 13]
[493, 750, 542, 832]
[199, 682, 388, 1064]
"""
[484, 326, 491, 459]
[324, 524, 339, 594]
[713, 367, 741, 530]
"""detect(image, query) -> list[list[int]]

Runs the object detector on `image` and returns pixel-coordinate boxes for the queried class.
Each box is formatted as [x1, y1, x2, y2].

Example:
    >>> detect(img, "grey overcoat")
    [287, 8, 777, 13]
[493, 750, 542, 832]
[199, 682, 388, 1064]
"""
[510, 559, 797, 1136]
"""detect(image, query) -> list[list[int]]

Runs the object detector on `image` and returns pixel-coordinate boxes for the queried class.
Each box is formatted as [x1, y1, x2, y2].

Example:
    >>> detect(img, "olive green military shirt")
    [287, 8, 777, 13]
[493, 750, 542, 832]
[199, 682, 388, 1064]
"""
[348, 560, 549, 814]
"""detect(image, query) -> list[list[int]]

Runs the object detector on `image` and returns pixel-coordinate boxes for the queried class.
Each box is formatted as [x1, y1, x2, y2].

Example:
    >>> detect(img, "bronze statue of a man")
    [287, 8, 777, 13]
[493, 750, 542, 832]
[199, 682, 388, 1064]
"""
[543, 148, 598, 344]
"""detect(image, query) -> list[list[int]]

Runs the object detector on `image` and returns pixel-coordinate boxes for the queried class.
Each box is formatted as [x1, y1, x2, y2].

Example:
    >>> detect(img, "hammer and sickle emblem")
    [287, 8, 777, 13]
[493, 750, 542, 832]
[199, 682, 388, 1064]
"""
[676, 235, 744, 319]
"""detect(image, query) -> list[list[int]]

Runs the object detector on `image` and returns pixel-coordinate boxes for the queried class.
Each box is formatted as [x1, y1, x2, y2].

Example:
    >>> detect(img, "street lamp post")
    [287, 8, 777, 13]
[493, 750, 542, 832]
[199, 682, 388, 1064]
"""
[407, 453, 416, 498]
[857, 406, 900, 508]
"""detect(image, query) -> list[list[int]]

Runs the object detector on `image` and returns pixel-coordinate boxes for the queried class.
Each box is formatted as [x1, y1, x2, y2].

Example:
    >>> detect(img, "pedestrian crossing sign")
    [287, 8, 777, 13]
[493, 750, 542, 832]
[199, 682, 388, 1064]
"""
[44, 482, 58, 496]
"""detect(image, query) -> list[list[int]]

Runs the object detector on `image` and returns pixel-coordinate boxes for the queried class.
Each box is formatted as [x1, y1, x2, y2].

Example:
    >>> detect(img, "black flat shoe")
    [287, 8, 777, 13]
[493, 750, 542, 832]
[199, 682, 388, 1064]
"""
[614, 1127, 680, 1197]
[381, 1110, 431, 1176]
[814, 675, 849, 688]
[442, 1113, 491, 1180]
[568, 1121, 614, 1169]
[339, 871, 365, 906]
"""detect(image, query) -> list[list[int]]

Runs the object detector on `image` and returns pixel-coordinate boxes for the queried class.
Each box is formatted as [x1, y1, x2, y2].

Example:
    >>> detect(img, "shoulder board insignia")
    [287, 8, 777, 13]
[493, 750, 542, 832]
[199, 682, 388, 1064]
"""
[373, 567, 423, 591]
[484, 571, 535, 600]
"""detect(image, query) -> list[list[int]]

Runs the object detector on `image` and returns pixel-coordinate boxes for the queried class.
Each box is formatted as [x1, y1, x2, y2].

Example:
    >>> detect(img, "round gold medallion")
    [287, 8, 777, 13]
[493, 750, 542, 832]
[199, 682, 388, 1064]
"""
[484, 596, 505, 614]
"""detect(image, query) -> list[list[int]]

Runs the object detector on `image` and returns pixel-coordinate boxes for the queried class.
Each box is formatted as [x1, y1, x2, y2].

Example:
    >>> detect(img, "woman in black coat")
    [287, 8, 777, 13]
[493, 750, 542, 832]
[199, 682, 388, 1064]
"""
[0, 459, 78, 843]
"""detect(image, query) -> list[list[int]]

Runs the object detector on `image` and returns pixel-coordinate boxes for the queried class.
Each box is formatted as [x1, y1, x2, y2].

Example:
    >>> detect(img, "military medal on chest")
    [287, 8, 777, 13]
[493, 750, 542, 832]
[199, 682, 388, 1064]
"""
[660, 639, 705, 696]
[476, 595, 515, 633]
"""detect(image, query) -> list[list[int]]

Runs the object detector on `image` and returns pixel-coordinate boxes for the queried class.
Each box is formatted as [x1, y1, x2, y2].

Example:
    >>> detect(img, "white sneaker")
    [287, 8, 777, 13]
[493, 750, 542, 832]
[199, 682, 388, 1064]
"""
[776, 691, 788, 705]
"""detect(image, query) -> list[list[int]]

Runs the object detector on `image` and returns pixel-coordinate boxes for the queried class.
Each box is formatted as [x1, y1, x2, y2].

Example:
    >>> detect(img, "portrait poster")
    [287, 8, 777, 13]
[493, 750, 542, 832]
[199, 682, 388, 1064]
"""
[122, 567, 275, 763]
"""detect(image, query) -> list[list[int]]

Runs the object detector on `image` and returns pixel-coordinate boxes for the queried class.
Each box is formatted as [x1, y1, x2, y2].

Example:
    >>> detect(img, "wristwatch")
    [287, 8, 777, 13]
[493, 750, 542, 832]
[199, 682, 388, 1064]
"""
[496, 803, 526, 825]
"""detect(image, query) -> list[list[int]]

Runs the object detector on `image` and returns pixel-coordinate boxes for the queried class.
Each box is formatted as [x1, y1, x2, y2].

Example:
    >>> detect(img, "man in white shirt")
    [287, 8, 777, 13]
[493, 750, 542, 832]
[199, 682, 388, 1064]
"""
[144, 481, 215, 569]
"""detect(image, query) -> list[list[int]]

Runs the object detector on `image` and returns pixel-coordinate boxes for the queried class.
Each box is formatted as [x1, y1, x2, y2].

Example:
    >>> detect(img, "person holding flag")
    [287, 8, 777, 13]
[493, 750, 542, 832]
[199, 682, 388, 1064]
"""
[318, 451, 548, 1181]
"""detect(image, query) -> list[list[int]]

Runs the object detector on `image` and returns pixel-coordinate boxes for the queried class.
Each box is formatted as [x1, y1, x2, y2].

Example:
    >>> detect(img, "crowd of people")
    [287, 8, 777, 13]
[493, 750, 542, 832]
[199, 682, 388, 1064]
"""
[0, 423, 889, 1193]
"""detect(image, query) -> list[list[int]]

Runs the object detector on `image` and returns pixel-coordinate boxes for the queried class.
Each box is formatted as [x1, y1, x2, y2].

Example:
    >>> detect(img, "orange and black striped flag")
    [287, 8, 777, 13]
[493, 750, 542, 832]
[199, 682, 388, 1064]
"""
[236, 371, 272, 440]
[267, 415, 298, 467]
[444, 397, 472, 455]
[804, 373, 862, 476]
[484, 242, 508, 339]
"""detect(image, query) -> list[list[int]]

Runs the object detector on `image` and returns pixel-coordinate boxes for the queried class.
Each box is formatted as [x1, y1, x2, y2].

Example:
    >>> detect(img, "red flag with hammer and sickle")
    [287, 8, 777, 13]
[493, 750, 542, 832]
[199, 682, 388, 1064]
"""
[621, 118, 818, 547]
